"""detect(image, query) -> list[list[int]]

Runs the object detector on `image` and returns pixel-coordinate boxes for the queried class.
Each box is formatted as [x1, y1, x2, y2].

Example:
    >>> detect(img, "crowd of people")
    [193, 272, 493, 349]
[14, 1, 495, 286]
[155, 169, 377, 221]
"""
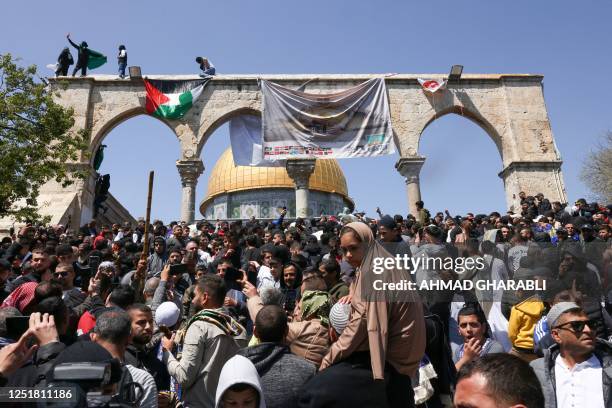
[0, 193, 610, 407]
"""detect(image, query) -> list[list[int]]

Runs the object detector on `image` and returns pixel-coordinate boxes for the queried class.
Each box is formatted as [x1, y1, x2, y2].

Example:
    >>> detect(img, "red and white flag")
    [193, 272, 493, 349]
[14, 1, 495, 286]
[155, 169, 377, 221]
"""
[417, 78, 447, 93]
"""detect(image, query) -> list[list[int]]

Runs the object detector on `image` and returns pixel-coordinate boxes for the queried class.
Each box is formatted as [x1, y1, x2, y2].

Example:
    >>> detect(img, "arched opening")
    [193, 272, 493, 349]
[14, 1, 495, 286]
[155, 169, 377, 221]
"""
[337, 153, 403, 217]
[95, 115, 182, 222]
[419, 112, 506, 215]
[197, 122, 233, 219]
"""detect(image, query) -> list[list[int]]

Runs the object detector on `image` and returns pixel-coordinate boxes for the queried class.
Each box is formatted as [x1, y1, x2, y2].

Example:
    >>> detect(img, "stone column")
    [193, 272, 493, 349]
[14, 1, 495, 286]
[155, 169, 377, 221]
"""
[498, 160, 567, 212]
[286, 159, 316, 218]
[395, 157, 426, 217]
[176, 159, 204, 223]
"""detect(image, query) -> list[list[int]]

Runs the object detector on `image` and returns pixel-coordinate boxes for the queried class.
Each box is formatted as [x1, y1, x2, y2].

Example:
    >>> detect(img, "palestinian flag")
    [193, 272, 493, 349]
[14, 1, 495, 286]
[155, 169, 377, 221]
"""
[87, 49, 107, 70]
[144, 78, 210, 120]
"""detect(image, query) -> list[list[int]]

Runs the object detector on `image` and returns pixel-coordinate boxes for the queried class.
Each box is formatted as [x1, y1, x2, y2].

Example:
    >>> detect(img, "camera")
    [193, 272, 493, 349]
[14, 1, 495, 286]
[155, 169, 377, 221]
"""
[46, 362, 142, 407]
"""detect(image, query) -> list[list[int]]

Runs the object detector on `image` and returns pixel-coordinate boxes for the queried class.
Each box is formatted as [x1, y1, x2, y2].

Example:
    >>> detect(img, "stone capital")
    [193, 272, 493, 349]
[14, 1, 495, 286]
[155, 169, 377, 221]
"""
[176, 159, 204, 186]
[286, 159, 316, 190]
[395, 157, 426, 184]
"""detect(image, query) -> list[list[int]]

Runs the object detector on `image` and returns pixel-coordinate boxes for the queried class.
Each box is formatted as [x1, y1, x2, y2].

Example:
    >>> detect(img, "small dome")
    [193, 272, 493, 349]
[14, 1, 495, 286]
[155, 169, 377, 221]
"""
[200, 148, 351, 215]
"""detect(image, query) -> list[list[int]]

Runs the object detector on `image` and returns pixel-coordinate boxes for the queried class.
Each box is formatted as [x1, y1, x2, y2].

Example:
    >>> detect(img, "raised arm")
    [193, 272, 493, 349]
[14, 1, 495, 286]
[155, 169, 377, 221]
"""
[67, 36, 80, 50]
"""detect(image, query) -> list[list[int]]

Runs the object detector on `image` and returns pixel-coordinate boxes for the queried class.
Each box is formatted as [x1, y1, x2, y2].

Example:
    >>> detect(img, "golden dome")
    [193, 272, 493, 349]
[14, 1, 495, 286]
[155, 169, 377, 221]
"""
[200, 148, 351, 213]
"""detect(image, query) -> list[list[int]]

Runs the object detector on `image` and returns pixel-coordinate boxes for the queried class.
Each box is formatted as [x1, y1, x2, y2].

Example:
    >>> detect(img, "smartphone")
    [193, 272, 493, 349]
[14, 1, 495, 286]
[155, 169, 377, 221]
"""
[6, 316, 30, 341]
[78, 266, 92, 292]
[169, 263, 188, 276]
[88, 256, 101, 273]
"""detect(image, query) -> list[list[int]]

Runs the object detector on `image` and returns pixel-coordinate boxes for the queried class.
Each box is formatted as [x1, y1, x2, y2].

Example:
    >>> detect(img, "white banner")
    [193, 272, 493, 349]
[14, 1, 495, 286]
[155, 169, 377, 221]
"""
[261, 78, 396, 160]
[417, 78, 447, 93]
[229, 115, 283, 167]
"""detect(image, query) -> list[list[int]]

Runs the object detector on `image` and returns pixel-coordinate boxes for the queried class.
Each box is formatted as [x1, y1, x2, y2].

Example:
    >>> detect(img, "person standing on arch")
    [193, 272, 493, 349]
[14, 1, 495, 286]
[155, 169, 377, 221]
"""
[55, 47, 73, 77]
[67, 33, 89, 76]
[117, 44, 127, 79]
[319, 221, 426, 408]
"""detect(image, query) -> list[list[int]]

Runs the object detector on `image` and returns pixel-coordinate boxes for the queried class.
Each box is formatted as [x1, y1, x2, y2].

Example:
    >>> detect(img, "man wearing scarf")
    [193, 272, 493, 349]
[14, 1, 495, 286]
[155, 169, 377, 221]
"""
[161, 275, 246, 408]
[319, 222, 426, 408]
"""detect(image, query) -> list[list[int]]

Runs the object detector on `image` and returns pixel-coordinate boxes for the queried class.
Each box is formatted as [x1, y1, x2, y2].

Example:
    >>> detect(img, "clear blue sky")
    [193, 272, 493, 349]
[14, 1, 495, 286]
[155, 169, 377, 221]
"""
[3, 1, 611, 222]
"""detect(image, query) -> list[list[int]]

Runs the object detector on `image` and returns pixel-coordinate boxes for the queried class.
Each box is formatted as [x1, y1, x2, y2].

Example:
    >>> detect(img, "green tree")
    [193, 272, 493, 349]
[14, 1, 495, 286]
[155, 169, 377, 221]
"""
[0, 53, 87, 222]
[580, 131, 612, 204]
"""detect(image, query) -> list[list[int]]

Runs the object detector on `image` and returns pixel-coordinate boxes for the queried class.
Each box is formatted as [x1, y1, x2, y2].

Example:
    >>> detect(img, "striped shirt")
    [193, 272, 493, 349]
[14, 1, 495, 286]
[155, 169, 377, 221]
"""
[533, 316, 549, 350]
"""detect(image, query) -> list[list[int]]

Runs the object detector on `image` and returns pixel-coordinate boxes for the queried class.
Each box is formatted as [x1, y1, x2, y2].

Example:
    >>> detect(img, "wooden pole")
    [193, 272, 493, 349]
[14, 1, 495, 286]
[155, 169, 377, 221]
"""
[136, 171, 154, 302]
[142, 171, 154, 258]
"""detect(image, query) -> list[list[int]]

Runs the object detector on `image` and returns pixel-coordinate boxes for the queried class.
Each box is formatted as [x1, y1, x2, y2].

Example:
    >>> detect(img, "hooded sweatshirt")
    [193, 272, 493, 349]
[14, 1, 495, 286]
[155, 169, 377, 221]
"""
[147, 239, 167, 277]
[238, 343, 316, 408]
[215, 355, 266, 408]
[508, 295, 545, 350]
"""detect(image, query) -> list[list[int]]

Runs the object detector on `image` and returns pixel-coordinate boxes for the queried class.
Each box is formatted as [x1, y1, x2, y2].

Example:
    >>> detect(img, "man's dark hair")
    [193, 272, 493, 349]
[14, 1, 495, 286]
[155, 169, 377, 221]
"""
[168, 247, 182, 256]
[246, 234, 258, 247]
[457, 353, 544, 407]
[94, 310, 131, 343]
[35, 297, 68, 331]
[35, 281, 63, 303]
[196, 275, 227, 306]
[108, 285, 135, 309]
[320, 259, 341, 280]
[255, 305, 287, 343]
[457, 303, 489, 338]
[55, 244, 73, 257]
[126, 303, 152, 315]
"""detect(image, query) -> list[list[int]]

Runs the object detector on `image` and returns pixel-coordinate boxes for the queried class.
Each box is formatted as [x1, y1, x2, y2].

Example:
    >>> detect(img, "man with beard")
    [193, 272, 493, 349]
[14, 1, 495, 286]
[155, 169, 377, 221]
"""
[530, 303, 612, 407]
[126, 304, 171, 391]
[6, 247, 52, 292]
[162, 275, 246, 408]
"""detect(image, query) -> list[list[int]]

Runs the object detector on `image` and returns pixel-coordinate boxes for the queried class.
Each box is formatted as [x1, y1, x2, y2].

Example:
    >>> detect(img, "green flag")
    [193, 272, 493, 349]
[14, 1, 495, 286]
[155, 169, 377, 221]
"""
[87, 49, 107, 70]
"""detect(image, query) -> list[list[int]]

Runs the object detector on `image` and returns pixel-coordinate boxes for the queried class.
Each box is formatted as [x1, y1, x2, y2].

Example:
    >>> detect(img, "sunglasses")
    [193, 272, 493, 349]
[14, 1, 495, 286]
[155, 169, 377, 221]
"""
[53, 271, 69, 278]
[554, 320, 593, 333]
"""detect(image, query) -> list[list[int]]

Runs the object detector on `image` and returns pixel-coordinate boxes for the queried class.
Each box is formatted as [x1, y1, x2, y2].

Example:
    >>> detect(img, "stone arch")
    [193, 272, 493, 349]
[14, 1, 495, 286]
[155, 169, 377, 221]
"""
[417, 105, 505, 161]
[195, 106, 261, 158]
[89, 107, 178, 166]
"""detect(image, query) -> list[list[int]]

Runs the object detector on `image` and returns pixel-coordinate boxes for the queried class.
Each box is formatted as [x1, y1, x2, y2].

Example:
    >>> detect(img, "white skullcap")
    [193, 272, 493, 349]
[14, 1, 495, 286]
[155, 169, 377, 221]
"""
[329, 302, 351, 334]
[155, 301, 180, 328]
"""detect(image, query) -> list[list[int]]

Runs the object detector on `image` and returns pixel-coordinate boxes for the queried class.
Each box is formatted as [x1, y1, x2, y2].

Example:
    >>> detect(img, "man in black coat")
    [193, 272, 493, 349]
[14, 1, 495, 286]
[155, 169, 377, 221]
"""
[67, 33, 89, 76]
[55, 47, 73, 76]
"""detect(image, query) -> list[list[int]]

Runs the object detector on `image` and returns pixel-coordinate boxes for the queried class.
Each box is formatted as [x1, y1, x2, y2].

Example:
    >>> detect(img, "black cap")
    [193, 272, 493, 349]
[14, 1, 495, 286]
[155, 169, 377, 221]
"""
[379, 215, 396, 229]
